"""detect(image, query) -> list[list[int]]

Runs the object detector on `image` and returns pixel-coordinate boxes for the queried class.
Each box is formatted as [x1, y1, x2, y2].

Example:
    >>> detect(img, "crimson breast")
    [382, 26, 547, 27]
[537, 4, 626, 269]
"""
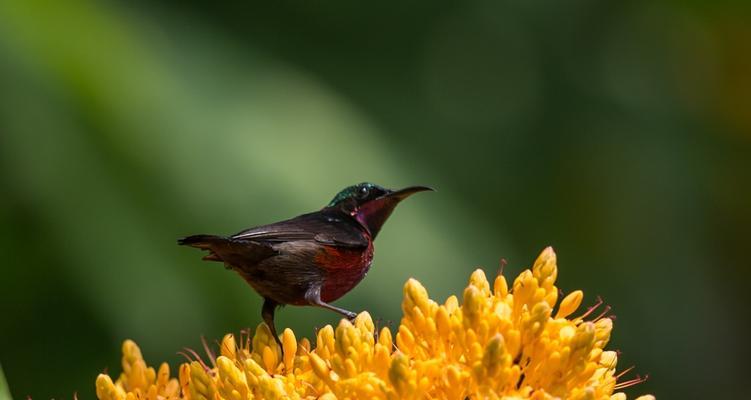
[316, 240, 374, 302]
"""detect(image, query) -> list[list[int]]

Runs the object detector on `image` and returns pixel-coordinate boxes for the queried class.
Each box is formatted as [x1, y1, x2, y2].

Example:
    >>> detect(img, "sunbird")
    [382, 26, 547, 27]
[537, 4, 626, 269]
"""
[178, 182, 432, 345]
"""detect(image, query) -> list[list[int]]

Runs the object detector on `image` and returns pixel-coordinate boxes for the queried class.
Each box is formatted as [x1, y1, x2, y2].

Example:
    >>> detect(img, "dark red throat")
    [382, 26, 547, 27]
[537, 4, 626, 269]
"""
[353, 197, 401, 239]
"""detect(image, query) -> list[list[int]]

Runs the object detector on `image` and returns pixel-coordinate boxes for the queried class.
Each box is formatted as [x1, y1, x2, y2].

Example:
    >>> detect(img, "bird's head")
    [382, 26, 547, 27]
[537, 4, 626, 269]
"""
[326, 182, 433, 238]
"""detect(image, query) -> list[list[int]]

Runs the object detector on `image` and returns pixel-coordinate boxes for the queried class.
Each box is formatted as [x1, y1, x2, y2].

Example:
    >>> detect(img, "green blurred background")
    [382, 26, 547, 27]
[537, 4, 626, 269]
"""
[1, 0, 749, 398]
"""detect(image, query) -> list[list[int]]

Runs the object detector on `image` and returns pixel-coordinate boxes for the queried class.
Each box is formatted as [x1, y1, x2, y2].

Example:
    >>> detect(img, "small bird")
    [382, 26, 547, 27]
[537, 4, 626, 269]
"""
[178, 182, 432, 346]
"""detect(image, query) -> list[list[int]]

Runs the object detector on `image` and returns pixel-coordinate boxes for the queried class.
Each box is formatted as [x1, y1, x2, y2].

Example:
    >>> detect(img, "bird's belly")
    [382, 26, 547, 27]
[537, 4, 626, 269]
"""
[318, 243, 374, 303]
[235, 241, 326, 306]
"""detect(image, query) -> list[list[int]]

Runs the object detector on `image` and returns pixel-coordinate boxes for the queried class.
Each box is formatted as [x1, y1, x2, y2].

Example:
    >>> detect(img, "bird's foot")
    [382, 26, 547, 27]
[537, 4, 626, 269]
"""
[345, 311, 358, 321]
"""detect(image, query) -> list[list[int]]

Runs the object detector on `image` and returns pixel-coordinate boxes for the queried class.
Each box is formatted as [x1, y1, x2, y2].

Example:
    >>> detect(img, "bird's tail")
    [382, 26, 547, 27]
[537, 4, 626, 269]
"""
[178, 235, 229, 261]
[177, 234, 226, 249]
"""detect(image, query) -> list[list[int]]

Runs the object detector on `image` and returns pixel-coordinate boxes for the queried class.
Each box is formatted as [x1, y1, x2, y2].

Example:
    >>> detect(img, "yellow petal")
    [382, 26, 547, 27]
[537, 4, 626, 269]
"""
[556, 290, 583, 319]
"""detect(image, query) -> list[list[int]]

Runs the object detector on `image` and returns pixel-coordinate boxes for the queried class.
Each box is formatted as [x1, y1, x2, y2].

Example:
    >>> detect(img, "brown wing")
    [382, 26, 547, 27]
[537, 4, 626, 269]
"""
[231, 210, 369, 248]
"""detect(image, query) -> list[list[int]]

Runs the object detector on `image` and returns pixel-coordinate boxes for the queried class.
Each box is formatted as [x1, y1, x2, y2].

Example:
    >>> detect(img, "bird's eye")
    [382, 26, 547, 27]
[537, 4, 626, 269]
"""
[359, 186, 370, 198]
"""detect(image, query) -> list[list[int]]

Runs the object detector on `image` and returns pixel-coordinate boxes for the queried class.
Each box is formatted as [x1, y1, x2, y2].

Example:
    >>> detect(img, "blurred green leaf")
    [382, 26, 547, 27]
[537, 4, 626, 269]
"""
[0, 364, 12, 400]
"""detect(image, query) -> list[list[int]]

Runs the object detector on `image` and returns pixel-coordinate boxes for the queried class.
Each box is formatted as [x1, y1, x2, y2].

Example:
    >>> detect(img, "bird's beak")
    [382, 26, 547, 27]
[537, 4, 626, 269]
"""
[381, 185, 435, 201]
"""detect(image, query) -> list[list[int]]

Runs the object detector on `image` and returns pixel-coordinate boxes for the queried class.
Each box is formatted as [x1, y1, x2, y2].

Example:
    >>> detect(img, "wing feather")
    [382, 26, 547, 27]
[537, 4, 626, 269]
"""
[231, 211, 368, 248]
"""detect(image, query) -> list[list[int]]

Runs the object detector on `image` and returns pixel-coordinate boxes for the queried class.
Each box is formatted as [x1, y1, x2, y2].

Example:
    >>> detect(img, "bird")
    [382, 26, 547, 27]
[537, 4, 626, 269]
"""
[178, 182, 433, 346]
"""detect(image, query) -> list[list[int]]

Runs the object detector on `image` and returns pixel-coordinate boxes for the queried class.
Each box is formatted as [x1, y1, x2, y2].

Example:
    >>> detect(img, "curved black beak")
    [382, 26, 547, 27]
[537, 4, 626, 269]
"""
[383, 185, 435, 201]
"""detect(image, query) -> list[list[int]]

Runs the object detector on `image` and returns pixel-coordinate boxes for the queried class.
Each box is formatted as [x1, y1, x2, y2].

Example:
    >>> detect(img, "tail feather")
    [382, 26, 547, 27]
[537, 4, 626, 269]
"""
[177, 234, 225, 249]
[178, 234, 228, 263]
[202, 253, 222, 261]
[179, 233, 277, 266]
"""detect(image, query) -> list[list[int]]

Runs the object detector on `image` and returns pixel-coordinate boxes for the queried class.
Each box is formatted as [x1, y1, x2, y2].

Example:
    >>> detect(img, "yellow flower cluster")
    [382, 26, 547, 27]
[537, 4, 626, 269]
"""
[96, 247, 653, 400]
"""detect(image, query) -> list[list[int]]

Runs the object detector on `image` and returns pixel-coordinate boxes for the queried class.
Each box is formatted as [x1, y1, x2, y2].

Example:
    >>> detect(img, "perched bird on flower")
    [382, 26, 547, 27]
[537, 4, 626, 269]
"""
[178, 182, 432, 345]
[96, 247, 653, 400]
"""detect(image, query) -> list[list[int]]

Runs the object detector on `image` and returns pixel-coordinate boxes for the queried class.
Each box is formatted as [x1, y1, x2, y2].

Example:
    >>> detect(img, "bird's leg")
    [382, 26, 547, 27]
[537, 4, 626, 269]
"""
[305, 286, 358, 320]
[261, 298, 283, 349]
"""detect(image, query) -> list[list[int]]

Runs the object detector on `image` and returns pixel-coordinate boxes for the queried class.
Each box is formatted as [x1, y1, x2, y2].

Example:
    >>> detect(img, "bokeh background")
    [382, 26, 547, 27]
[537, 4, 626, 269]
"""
[1, 0, 749, 398]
